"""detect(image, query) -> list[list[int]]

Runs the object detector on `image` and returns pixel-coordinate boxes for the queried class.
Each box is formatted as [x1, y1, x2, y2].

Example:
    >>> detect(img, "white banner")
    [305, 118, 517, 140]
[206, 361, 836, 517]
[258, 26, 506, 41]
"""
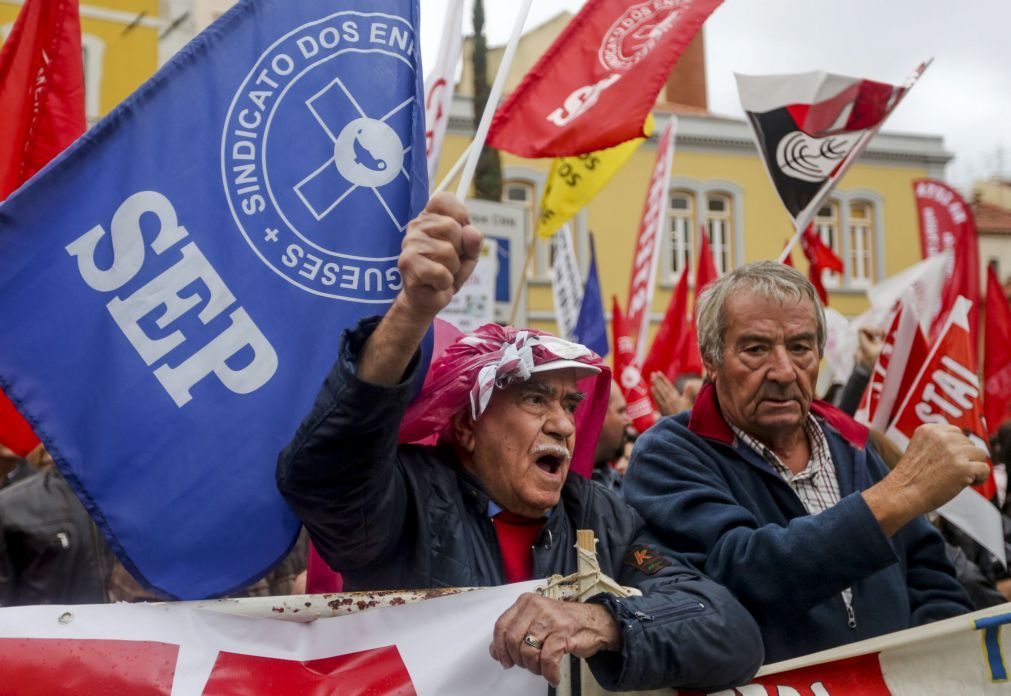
[685, 603, 1011, 696]
[0, 581, 545, 695]
[550, 225, 584, 341]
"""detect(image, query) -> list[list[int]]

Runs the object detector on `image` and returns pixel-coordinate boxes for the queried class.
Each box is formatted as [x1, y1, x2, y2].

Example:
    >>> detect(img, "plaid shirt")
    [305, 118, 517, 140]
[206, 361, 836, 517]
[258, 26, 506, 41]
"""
[731, 416, 854, 614]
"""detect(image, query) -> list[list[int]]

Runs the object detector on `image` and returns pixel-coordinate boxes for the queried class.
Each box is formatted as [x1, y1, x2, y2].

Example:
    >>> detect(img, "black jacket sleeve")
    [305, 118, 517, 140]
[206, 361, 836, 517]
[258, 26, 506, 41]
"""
[275, 317, 421, 572]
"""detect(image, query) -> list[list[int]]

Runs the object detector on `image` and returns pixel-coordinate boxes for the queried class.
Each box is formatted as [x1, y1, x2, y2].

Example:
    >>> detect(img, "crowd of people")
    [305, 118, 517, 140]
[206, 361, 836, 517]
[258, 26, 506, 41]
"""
[2, 191, 1010, 692]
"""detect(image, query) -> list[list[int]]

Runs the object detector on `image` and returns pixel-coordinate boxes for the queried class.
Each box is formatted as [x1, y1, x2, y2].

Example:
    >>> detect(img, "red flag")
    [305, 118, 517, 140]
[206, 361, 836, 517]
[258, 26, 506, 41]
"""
[855, 296, 929, 431]
[0, 0, 85, 455]
[625, 120, 677, 359]
[642, 265, 689, 382]
[0, 0, 86, 199]
[611, 296, 656, 434]
[675, 228, 720, 376]
[737, 66, 921, 228]
[914, 179, 980, 340]
[984, 266, 1011, 432]
[886, 296, 1004, 563]
[487, 0, 722, 157]
[800, 225, 844, 305]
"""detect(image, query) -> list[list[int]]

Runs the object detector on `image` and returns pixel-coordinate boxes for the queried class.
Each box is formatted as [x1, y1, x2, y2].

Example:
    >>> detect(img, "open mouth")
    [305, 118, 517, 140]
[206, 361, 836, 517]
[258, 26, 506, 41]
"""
[535, 453, 565, 475]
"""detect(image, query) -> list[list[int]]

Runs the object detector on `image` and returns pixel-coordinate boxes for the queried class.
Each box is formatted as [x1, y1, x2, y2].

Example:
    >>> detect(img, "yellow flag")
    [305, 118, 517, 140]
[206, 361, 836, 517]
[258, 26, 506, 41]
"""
[535, 114, 654, 240]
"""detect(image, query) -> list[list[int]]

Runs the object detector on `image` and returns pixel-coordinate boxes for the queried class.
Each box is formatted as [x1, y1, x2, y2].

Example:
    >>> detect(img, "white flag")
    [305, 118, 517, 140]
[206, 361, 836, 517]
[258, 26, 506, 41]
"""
[424, 0, 465, 183]
[550, 225, 584, 341]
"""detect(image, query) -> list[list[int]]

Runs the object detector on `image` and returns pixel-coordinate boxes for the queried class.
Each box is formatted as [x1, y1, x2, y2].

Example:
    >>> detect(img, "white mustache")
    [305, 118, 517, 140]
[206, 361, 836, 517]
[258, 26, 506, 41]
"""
[531, 443, 571, 461]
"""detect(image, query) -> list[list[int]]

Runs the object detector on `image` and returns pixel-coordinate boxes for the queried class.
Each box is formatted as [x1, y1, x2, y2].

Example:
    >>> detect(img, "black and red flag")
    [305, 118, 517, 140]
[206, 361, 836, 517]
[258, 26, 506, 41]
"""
[737, 66, 925, 234]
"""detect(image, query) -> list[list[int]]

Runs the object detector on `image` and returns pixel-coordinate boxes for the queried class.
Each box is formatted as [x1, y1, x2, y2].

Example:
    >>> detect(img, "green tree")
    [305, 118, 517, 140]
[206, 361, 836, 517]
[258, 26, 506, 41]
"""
[471, 0, 502, 201]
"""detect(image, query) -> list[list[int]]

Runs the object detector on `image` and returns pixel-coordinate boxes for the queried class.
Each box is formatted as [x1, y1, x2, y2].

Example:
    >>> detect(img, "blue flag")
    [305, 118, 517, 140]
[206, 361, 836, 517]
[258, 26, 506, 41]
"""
[0, 0, 427, 599]
[572, 234, 608, 358]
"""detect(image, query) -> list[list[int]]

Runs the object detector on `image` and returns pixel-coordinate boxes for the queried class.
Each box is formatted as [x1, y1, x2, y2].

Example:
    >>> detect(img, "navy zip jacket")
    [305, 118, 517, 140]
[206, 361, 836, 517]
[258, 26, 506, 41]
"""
[624, 382, 972, 663]
[277, 318, 764, 692]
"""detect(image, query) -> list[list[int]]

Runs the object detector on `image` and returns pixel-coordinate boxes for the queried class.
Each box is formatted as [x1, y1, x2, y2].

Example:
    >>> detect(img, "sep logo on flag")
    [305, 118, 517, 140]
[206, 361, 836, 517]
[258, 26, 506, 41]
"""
[222, 12, 418, 303]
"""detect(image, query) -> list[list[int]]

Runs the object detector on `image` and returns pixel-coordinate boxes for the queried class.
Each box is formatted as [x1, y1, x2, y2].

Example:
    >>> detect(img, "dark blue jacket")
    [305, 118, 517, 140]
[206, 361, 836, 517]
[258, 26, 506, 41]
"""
[623, 382, 972, 663]
[277, 319, 764, 691]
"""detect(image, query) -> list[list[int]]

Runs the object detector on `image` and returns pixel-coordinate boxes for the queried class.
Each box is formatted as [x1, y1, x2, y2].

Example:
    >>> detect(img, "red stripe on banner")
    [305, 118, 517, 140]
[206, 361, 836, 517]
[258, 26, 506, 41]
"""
[202, 645, 416, 695]
[0, 638, 179, 694]
[682, 652, 890, 695]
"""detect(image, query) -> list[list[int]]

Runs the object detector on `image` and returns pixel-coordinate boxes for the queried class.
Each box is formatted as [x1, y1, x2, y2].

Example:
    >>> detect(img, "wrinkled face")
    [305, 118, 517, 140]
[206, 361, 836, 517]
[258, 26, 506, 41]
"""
[595, 384, 630, 465]
[457, 369, 584, 518]
[705, 291, 820, 444]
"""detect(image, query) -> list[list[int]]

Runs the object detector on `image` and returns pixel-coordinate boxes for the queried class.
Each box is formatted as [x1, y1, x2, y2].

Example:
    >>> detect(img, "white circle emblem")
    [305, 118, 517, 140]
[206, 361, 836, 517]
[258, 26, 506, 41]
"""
[334, 118, 405, 188]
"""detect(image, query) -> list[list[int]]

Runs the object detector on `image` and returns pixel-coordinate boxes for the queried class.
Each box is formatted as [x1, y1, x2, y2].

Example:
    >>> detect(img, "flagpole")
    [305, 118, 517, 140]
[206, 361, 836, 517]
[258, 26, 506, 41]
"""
[777, 59, 932, 263]
[432, 143, 471, 194]
[454, 0, 534, 199]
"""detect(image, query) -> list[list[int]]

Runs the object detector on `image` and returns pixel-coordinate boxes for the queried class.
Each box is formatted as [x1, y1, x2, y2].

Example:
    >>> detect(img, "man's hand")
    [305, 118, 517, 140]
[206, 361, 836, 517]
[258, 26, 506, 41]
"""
[855, 327, 885, 371]
[863, 424, 991, 536]
[489, 593, 621, 687]
[650, 372, 681, 417]
[396, 192, 483, 320]
[357, 193, 481, 385]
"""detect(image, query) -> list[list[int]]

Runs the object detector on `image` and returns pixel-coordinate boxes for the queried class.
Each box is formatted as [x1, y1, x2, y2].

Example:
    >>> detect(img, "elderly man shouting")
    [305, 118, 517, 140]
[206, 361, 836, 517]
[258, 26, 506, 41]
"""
[276, 194, 762, 691]
[624, 261, 984, 663]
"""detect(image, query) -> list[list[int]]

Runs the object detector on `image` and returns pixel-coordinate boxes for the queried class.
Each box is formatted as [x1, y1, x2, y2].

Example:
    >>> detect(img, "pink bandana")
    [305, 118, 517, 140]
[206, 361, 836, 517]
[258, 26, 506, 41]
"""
[399, 324, 611, 478]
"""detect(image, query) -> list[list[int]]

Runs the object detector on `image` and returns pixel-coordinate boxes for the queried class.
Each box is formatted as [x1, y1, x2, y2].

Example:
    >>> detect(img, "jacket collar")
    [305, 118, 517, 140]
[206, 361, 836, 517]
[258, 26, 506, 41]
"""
[688, 381, 869, 448]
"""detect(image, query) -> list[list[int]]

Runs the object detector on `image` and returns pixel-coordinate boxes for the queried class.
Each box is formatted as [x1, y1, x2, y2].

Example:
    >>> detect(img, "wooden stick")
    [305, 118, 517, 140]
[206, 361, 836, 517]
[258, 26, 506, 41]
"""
[454, 0, 534, 199]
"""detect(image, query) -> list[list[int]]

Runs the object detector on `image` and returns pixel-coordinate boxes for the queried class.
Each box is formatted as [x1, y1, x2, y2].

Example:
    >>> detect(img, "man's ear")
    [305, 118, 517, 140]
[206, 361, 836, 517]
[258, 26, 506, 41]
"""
[702, 358, 717, 384]
[451, 410, 476, 454]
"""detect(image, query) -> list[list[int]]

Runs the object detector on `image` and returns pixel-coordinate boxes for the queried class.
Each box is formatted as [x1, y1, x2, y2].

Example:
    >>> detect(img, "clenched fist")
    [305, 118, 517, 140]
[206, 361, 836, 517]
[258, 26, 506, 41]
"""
[864, 423, 991, 536]
[396, 192, 483, 320]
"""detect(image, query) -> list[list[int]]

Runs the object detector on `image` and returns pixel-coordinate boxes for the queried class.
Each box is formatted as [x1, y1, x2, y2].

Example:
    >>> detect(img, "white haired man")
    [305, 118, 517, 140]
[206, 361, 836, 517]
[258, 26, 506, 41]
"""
[277, 194, 763, 691]
[624, 261, 983, 662]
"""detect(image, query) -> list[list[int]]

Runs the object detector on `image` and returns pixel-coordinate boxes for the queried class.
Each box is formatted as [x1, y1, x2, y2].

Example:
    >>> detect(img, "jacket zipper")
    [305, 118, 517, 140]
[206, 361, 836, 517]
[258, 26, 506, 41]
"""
[633, 600, 706, 622]
[846, 600, 857, 629]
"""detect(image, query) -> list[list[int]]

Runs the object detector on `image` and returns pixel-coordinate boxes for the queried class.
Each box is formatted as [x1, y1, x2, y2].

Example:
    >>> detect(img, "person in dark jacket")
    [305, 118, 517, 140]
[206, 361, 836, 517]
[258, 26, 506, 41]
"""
[624, 261, 985, 663]
[277, 193, 763, 692]
[0, 446, 113, 606]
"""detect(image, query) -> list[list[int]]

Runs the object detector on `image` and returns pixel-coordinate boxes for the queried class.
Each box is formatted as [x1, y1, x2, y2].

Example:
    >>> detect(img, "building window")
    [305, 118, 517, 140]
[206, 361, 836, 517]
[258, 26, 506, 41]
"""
[848, 201, 875, 286]
[704, 193, 734, 275]
[661, 181, 744, 285]
[80, 34, 106, 122]
[814, 201, 841, 288]
[667, 190, 694, 279]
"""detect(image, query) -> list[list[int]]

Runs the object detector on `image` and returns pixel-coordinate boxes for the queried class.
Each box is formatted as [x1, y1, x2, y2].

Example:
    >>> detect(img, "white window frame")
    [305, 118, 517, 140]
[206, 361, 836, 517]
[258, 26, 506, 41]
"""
[827, 190, 885, 291]
[660, 178, 745, 286]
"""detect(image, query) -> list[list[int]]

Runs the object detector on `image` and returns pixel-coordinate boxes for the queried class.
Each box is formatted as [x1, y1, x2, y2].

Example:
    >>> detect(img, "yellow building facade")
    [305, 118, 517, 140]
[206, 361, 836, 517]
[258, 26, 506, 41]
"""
[0, 0, 163, 123]
[443, 19, 949, 341]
